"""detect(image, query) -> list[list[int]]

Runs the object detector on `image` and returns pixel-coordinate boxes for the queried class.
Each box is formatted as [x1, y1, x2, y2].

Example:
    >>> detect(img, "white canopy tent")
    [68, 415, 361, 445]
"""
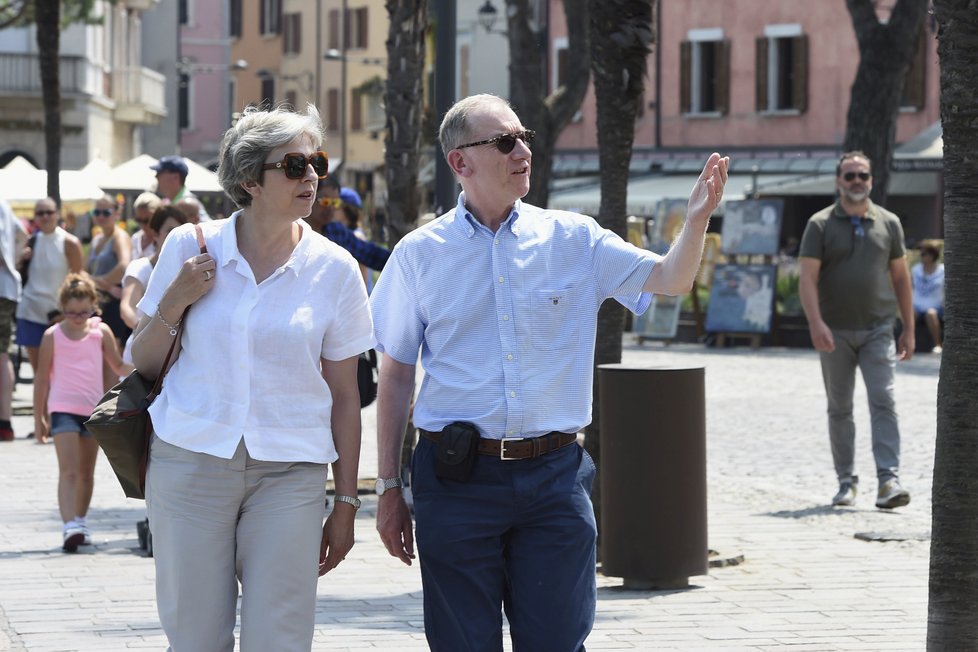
[0, 156, 105, 202]
[97, 154, 221, 193]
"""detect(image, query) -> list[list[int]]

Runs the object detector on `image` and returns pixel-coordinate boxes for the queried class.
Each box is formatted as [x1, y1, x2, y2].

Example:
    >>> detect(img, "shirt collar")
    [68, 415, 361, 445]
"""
[454, 192, 523, 238]
[833, 199, 879, 221]
[222, 210, 309, 278]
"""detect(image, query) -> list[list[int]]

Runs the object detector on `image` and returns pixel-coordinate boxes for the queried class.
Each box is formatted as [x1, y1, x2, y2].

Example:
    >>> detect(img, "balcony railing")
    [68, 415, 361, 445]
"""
[0, 53, 166, 124]
[111, 66, 167, 123]
[0, 53, 102, 96]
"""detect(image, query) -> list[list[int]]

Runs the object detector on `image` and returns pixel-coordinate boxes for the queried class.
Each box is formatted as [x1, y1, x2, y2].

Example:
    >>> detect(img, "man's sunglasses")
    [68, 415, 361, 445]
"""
[35, 209, 56, 216]
[456, 130, 535, 155]
[842, 171, 871, 182]
[262, 151, 329, 179]
[92, 209, 114, 217]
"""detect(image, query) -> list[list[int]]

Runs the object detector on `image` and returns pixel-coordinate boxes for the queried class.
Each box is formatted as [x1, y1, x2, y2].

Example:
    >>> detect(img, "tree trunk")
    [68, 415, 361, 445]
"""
[843, 0, 927, 206]
[36, 0, 62, 205]
[586, 0, 654, 539]
[927, 1, 978, 647]
[507, 0, 589, 208]
[384, 0, 428, 247]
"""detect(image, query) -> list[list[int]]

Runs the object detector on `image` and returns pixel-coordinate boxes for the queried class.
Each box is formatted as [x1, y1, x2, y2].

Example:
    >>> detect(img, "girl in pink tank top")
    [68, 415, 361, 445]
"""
[33, 274, 133, 552]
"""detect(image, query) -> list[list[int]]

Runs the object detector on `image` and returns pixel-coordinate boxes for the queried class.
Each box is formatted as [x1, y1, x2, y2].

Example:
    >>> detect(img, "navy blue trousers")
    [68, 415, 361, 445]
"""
[412, 436, 597, 652]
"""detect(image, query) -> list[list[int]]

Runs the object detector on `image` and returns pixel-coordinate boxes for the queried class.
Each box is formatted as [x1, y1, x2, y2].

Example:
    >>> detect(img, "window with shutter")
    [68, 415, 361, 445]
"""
[680, 29, 727, 115]
[328, 10, 339, 50]
[758, 25, 806, 114]
[229, 0, 242, 38]
[327, 89, 340, 130]
[351, 88, 363, 131]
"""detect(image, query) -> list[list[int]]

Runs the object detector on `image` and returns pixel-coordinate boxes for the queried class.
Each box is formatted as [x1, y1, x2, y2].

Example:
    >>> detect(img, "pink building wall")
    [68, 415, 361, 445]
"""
[551, 0, 940, 153]
[180, 2, 232, 164]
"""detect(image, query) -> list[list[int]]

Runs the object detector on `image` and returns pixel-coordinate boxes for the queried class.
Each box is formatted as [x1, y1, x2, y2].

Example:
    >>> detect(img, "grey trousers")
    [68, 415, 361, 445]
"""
[818, 323, 901, 484]
[146, 436, 328, 652]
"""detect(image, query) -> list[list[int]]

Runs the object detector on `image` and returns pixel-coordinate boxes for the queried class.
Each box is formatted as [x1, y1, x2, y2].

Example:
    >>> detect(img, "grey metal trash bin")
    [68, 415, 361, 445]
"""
[597, 364, 707, 589]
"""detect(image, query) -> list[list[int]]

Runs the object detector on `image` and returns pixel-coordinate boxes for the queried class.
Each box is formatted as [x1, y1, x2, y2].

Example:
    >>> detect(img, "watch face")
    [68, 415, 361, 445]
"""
[375, 478, 386, 495]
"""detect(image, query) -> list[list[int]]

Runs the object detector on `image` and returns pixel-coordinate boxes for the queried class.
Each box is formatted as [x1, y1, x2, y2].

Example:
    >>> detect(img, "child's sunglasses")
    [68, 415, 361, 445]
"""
[456, 130, 535, 155]
[262, 151, 329, 179]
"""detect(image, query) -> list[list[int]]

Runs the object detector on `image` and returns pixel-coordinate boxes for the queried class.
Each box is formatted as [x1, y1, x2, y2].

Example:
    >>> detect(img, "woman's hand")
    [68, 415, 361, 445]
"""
[318, 504, 356, 576]
[160, 253, 217, 314]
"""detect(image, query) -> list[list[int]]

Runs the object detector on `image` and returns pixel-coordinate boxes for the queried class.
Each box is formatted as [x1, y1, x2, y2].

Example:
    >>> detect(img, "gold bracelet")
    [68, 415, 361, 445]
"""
[155, 309, 182, 336]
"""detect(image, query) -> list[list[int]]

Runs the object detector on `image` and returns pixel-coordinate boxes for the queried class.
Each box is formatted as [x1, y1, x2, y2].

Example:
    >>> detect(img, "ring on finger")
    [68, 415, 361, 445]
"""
[204, 269, 212, 281]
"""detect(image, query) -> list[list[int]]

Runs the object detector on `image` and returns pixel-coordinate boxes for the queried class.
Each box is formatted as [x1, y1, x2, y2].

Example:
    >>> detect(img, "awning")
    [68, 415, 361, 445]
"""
[98, 154, 222, 193]
[0, 156, 105, 202]
[547, 173, 797, 216]
[757, 170, 939, 197]
[893, 121, 942, 171]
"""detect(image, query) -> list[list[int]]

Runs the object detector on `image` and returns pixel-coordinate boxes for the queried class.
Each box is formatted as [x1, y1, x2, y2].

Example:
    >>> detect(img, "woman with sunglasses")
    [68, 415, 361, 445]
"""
[86, 194, 133, 372]
[131, 104, 373, 651]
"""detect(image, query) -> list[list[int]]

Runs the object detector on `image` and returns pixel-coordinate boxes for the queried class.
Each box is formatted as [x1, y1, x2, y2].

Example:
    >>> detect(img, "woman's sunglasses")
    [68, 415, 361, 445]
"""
[456, 130, 535, 155]
[842, 171, 871, 182]
[262, 151, 329, 179]
[92, 209, 114, 217]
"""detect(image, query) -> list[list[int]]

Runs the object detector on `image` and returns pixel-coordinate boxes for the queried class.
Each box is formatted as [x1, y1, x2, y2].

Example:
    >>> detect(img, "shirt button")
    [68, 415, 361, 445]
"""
[494, 240, 500, 246]
[502, 314, 509, 321]
[509, 391, 516, 398]
[506, 354, 513, 360]
[498, 276, 505, 283]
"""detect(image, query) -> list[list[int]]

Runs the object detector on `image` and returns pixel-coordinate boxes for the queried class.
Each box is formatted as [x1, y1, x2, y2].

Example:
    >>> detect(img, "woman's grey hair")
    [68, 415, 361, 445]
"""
[438, 94, 512, 160]
[217, 103, 325, 208]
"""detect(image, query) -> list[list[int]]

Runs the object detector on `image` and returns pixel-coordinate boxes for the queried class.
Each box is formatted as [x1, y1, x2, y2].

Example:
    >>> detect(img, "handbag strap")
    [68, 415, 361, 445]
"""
[147, 224, 208, 401]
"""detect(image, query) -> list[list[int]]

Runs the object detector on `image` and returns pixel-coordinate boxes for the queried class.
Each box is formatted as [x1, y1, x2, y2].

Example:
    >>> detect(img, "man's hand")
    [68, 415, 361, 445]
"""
[376, 491, 415, 566]
[808, 319, 835, 353]
[897, 329, 915, 361]
[319, 505, 356, 576]
[687, 153, 730, 227]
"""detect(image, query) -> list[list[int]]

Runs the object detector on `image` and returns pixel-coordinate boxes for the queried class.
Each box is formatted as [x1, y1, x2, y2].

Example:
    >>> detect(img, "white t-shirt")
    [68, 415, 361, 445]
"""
[120, 257, 154, 366]
[138, 213, 375, 463]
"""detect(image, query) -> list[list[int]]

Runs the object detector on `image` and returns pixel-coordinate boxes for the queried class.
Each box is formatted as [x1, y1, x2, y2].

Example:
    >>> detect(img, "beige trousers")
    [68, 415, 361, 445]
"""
[146, 436, 328, 652]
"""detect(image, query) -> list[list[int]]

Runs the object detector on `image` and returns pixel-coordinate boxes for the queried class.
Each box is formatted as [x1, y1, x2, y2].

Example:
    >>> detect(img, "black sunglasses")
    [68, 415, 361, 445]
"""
[456, 130, 535, 155]
[92, 209, 114, 217]
[842, 171, 871, 182]
[35, 210, 56, 216]
[262, 151, 329, 179]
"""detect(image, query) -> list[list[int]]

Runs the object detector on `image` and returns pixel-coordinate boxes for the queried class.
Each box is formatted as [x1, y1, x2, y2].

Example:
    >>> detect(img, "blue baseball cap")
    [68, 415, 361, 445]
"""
[151, 155, 189, 177]
[339, 187, 362, 208]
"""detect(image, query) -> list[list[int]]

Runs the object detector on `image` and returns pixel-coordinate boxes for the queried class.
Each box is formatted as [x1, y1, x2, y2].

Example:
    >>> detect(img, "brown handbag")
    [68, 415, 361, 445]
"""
[85, 225, 207, 499]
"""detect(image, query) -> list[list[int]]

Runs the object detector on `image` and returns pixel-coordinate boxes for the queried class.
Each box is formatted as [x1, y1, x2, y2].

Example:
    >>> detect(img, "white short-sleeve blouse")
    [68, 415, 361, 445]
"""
[138, 213, 375, 463]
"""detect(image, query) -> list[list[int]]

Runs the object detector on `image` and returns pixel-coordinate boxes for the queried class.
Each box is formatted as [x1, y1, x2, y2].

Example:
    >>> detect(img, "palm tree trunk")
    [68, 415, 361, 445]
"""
[384, 0, 427, 247]
[36, 0, 62, 205]
[927, 1, 978, 647]
[843, 0, 927, 206]
[507, 0, 590, 208]
[586, 0, 654, 539]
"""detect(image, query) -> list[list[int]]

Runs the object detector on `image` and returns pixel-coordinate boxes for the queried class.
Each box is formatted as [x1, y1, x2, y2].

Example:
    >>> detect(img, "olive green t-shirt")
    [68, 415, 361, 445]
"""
[799, 200, 906, 330]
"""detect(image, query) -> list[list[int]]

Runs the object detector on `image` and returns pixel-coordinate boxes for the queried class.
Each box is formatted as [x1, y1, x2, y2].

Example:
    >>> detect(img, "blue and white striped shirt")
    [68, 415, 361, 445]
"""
[370, 193, 659, 439]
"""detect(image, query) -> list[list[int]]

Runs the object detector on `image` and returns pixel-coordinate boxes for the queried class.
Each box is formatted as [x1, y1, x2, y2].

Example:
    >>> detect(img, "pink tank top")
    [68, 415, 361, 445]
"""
[48, 321, 104, 417]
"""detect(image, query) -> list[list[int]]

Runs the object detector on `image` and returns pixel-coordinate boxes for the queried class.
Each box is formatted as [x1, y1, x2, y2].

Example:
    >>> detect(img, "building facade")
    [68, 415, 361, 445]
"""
[0, 0, 167, 169]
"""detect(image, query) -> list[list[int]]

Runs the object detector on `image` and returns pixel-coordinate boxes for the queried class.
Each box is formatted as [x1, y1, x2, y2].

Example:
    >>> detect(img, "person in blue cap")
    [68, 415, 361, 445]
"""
[306, 177, 390, 277]
[150, 155, 210, 222]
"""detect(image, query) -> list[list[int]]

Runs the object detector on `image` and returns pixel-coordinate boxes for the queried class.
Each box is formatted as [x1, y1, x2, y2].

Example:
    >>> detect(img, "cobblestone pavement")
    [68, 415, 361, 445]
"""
[0, 340, 940, 651]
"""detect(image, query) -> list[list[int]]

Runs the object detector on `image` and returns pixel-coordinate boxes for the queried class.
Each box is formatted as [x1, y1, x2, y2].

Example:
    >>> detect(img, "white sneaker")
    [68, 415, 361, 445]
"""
[876, 478, 911, 509]
[79, 523, 93, 546]
[63, 525, 85, 552]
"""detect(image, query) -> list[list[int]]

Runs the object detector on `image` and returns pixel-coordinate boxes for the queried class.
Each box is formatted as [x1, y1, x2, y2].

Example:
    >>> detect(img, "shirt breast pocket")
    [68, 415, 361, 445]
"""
[530, 288, 579, 351]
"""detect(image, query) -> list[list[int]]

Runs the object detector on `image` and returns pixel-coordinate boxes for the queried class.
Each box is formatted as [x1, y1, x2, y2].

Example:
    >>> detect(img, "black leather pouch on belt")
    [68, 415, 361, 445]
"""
[434, 421, 480, 482]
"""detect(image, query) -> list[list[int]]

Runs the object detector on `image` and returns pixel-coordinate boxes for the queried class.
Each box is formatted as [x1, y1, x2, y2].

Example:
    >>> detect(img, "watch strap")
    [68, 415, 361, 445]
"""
[378, 477, 404, 491]
[334, 494, 361, 509]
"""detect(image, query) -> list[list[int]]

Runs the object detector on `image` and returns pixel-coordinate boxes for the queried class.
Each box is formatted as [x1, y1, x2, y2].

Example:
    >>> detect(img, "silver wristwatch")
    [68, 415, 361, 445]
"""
[334, 494, 361, 510]
[375, 477, 404, 496]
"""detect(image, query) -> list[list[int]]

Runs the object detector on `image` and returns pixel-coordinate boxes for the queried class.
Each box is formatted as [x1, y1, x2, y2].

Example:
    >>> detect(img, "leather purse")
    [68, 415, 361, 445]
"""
[84, 225, 206, 499]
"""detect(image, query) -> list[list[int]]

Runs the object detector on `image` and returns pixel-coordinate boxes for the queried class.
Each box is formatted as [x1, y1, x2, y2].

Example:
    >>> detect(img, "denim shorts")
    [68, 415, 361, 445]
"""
[50, 412, 93, 437]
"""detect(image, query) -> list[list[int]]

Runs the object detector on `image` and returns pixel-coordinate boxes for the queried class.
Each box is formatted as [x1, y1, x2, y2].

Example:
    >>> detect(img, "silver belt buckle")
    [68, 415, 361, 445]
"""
[500, 437, 524, 461]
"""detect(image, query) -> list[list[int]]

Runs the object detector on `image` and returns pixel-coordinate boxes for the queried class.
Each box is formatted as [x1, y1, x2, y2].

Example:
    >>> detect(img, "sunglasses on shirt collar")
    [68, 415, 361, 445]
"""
[262, 151, 329, 179]
[456, 130, 535, 155]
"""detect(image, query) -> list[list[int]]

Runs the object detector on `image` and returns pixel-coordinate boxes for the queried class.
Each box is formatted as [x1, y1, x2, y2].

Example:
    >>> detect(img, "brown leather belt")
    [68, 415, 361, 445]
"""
[420, 429, 578, 461]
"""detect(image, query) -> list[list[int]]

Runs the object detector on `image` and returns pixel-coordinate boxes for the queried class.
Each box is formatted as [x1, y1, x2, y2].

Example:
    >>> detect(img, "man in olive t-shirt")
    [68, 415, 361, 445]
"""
[798, 151, 914, 511]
